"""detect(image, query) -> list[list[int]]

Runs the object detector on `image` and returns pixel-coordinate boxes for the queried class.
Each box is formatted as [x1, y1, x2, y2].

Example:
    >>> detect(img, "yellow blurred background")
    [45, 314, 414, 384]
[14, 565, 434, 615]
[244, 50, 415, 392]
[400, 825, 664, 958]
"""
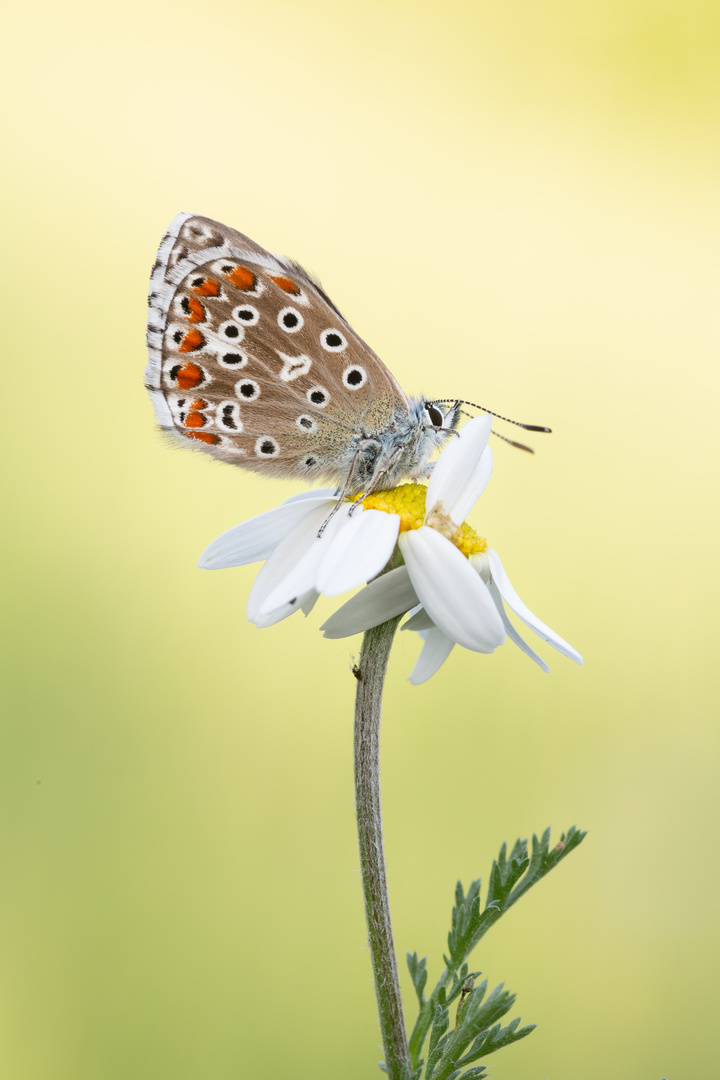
[2, 1, 719, 1076]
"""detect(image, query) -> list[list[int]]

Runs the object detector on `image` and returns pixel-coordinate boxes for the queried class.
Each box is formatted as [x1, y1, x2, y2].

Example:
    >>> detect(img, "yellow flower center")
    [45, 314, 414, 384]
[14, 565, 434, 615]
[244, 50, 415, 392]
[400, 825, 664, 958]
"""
[356, 483, 487, 556]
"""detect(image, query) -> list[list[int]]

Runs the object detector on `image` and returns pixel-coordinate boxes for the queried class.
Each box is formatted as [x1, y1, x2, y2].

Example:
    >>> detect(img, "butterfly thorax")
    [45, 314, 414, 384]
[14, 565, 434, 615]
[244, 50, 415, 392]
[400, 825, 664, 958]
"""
[336, 397, 458, 494]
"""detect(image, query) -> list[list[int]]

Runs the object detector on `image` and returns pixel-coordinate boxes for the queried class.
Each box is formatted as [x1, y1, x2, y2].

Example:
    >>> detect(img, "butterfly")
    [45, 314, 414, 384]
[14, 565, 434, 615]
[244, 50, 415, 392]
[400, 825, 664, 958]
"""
[145, 214, 461, 497]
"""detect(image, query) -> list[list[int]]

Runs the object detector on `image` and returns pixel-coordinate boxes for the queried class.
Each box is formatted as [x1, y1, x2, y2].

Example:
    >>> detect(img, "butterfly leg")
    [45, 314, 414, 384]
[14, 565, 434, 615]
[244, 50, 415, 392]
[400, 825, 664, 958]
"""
[349, 444, 406, 513]
[316, 448, 364, 536]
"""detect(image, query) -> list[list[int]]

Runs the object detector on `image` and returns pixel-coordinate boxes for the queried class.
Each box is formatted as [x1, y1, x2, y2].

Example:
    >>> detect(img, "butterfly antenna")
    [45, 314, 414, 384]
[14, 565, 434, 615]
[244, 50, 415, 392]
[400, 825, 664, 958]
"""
[491, 429, 534, 454]
[431, 398, 551, 433]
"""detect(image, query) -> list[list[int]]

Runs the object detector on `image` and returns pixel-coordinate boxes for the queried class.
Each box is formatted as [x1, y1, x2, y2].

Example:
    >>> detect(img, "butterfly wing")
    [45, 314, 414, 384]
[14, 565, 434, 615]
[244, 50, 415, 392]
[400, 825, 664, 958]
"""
[146, 214, 410, 483]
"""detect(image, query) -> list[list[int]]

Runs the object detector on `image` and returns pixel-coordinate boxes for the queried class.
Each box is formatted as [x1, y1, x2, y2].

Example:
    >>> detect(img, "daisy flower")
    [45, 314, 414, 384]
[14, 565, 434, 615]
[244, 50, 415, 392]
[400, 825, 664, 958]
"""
[199, 416, 582, 682]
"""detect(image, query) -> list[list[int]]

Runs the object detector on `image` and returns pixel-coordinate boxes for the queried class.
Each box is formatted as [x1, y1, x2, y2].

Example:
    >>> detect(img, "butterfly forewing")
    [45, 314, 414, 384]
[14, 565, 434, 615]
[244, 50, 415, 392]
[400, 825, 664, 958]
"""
[147, 214, 409, 482]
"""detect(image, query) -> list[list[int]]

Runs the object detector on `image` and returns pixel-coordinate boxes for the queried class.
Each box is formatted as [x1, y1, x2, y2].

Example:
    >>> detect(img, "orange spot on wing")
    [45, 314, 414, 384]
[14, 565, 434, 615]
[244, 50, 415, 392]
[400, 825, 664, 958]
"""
[186, 431, 220, 445]
[175, 362, 203, 390]
[184, 397, 209, 427]
[191, 278, 220, 297]
[178, 328, 205, 353]
[183, 296, 206, 323]
[224, 266, 256, 290]
[269, 274, 300, 295]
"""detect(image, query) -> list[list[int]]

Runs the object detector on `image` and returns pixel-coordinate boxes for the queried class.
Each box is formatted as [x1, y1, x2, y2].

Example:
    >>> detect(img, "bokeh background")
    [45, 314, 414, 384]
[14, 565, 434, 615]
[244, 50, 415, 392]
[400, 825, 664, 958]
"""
[3, 2, 719, 1077]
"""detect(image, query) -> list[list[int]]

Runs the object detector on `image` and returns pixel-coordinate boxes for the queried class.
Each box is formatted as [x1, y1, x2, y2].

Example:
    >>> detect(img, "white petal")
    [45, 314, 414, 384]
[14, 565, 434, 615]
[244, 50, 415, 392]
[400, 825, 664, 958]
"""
[408, 628, 455, 685]
[486, 581, 550, 673]
[321, 566, 419, 639]
[253, 590, 317, 628]
[426, 415, 493, 527]
[316, 509, 400, 597]
[300, 591, 319, 616]
[199, 496, 335, 569]
[401, 607, 435, 631]
[487, 550, 583, 665]
[399, 527, 505, 652]
[257, 504, 354, 615]
[247, 504, 334, 621]
[283, 488, 337, 504]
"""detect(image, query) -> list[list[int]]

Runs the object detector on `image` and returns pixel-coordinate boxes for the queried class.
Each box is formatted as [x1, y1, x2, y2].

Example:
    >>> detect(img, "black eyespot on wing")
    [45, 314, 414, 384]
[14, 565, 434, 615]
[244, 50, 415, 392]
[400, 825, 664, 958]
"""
[308, 387, 329, 407]
[278, 307, 303, 333]
[234, 305, 260, 325]
[236, 380, 260, 400]
[217, 400, 243, 432]
[342, 365, 367, 390]
[320, 329, 347, 352]
[255, 436, 279, 457]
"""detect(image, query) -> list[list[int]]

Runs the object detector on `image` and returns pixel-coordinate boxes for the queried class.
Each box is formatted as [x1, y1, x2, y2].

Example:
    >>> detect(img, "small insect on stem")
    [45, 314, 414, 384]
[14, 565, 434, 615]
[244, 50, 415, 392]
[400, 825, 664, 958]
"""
[456, 975, 475, 1027]
[352, 664, 362, 681]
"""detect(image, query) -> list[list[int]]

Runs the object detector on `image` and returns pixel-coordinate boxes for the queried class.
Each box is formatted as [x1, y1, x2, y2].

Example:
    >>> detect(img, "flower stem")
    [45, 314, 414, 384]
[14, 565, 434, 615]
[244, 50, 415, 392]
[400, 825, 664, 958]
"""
[354, 616, 411, 1080]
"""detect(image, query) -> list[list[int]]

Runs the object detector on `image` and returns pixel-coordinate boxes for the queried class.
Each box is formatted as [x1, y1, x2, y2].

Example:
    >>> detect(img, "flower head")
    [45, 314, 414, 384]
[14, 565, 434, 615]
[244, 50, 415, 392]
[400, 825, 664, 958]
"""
[199, 416, 582, 682]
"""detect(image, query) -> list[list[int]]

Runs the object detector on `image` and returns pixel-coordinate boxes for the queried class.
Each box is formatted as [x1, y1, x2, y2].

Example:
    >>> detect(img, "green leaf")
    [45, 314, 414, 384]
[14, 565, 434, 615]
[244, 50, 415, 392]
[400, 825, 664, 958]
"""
[408, 824, 586, 1076]
[448, 825, 587, 971]
[459, 1015, 536, 1065]
[407, 951, 428, 1005]
[429, 983, 519, 1080]
[427, 1001, 450, 1057]
[505, 826, 586, 909]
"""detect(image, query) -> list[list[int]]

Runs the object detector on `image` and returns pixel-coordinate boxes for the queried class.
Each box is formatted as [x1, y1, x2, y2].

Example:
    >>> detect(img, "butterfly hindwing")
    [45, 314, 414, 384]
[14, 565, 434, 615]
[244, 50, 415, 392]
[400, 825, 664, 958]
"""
[146, 214, 410, 482]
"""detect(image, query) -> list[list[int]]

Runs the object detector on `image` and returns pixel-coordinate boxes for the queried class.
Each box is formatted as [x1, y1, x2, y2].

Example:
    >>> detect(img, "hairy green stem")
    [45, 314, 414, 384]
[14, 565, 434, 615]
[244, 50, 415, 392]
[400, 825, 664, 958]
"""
[354, 617, 410, 1080]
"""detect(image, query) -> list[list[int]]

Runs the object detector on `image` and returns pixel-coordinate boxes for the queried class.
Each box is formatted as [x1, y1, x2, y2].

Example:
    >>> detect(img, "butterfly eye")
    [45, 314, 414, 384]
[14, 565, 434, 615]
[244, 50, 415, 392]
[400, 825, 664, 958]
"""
[320, 329, 347, 352]
[255, 436, 279, 457]
[236, 379, 260, 401]
[278, 307, 304, 333]
[342, 366, 367, 390]
[233, 305, 260, 326]
[425, 404, 444, 427]
[307, 386, 329, 407]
